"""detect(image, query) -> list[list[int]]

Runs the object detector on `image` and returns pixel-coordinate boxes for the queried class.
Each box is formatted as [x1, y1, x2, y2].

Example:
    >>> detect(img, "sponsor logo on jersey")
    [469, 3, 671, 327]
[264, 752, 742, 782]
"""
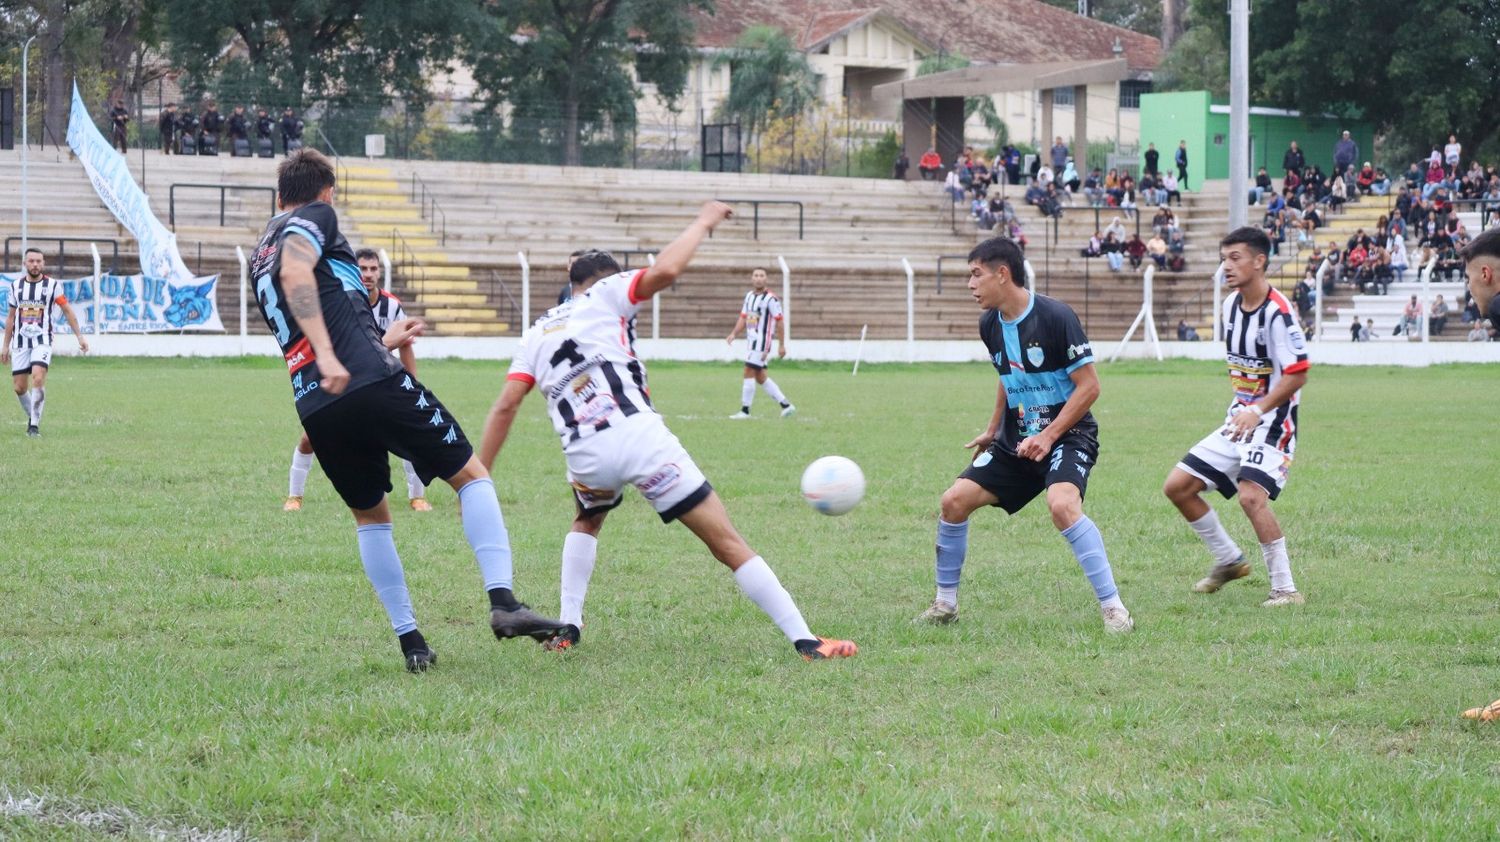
[1289, 327, 1306, 350]
[1066, 342, 1090, 360]
[571, 373, 593, 394]
[1026, 345, 1045, 367]
[636, 463, 683, 501]
[284, 337, 315, 373]
[292, 371, 319, 402]
[548, 353, 607, 399]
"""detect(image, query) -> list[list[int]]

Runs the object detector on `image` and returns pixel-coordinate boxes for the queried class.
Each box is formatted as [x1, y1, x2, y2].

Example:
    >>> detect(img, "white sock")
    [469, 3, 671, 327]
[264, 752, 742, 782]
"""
[936, 585, 958, 607]
[401, 459, 425, 500]
[733, 556, 814, 643]
[28, 387, 43, 425]
[1260, 537, 1295, 592]
[1099, 594, 1125, 612]
[740, 378, 755, 410]
[288, 447, 314, 497]
[560, 532, 598, 627]
[761, 377, 789, 406]
[1189, 509, 1243, 566]
[16, 391, 31, 420]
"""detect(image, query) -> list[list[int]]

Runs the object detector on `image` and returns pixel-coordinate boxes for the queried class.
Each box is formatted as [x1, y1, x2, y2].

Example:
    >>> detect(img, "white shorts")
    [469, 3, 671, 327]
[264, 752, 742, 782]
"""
[1177, 429, 1290, 501]
[564, 413, 711, 522]
[743, 347, 772, 369]
[10, 344, 52, 375]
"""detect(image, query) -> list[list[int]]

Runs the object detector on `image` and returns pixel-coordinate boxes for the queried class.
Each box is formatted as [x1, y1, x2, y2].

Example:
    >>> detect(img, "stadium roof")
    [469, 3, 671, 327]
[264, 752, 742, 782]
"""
[690, 0, 1161, 76]
[871, 58, 1131, 100]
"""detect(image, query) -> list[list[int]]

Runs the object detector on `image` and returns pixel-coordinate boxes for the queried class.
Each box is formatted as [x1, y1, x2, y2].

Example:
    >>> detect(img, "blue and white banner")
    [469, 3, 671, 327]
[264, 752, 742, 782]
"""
[65, 82, 194, 283]
[1, 272, 224, 333]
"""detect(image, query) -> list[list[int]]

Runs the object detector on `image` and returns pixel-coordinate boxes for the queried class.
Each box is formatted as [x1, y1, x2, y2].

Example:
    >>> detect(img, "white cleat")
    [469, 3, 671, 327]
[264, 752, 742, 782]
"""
[728, 410, 751, 420]
[914, 599, 958, 625]
[1101, 604, 1135, 633]
[1261, 589, 1306, 607]
[780, 404, 796, 417]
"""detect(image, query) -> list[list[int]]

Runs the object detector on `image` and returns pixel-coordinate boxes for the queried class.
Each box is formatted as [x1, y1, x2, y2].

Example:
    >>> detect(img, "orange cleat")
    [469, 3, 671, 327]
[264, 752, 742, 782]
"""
[801, 637, 858, 661]
[1462, 699, 1500, 722]
[409, 498, 432, 512]
[283, 495, 303, 512]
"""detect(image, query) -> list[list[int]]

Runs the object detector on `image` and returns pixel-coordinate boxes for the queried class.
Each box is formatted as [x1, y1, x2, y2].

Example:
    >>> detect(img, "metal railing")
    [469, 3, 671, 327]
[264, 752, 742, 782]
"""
[4, 238, 121, 275]
[386, 228, 426, 290]
[716, 198, 805, 239]
[614, 249, 659, 270]
[409, 172, 449, 246]
[168, 183, 278, 228]
[316, 127, 348, 189]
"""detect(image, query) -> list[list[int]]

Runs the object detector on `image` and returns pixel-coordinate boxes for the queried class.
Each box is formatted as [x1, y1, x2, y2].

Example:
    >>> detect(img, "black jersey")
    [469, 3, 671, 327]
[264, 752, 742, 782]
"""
[250, 201, 402, 419]
[979, 292, 1097, 454]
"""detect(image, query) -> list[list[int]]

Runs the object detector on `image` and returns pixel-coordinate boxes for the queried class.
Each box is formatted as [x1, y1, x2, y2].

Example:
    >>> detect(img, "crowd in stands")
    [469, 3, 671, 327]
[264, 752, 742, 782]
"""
[107, 100, 306, 157]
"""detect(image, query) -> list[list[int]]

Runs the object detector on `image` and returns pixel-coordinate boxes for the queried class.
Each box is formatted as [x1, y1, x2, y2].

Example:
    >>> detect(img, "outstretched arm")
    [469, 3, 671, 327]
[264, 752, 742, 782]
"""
[479, 378, 534, 472]
[635, 202, 734, 301]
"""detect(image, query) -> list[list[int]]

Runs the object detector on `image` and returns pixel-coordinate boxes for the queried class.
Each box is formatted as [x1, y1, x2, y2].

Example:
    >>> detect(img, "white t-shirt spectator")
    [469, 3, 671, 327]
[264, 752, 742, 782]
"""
[1444, 141, 1462, 167]
[1037, 166, 1054, 187]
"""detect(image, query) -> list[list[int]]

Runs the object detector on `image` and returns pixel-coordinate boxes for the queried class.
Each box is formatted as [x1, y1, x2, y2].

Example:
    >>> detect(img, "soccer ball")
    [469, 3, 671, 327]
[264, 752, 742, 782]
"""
[800, 456, 865, 516]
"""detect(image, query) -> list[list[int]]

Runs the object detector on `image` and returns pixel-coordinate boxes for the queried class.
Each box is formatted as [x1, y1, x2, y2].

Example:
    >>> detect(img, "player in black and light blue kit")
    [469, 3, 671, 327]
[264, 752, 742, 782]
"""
[251, 149, 564, 672]
[914, 237, 1133, 633]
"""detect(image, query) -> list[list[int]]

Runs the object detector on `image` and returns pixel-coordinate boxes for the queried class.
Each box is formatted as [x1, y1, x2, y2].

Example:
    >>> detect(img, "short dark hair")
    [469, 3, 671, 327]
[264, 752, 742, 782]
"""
[752, 266, 768, 274]
[1219, 226, 1271, 259]
[568, 249, 590, 259]
[23, 247, 43, 258]
[277, 148, 336, 206]
[1460, 225, 1500, 263]
[354, 248, 379, 263]
[569, 250, 621, 286]
[967, 237, 1027, 289]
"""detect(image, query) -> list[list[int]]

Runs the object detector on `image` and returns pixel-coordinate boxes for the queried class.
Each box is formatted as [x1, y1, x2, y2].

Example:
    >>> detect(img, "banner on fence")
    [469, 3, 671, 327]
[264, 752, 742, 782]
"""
[66, 81, 194, 283]
[0, 272, 224, 333]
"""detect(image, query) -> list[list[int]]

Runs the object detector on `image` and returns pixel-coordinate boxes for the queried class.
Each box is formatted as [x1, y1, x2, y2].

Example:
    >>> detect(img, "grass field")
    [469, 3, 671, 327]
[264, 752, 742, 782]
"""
[2, 356, 1498, 839]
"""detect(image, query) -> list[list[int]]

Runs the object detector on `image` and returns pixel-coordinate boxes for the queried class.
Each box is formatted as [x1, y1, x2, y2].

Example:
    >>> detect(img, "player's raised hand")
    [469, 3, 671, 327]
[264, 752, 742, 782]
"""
[697, 201, 734, 232]
[319, 354, 351, 395]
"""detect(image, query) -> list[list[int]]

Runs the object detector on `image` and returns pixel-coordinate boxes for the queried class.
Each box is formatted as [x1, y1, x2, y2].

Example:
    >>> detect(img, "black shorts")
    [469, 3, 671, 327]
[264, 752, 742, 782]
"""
[301, 372, 473, 510]
[958, 433, 1099, 514]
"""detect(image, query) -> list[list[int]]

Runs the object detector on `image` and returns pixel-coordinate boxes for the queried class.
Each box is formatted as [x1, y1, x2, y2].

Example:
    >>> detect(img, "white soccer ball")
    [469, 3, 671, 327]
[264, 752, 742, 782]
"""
[800, 456, 865, 516]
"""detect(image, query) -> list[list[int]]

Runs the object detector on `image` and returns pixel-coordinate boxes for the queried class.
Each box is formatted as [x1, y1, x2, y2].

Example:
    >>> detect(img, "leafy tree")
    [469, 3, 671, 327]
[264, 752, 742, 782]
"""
[916, 52, 1008, 153]
[1037, 0, 1163, 37]
[465, 0, 710, 166]
[712, 25, 818, 147]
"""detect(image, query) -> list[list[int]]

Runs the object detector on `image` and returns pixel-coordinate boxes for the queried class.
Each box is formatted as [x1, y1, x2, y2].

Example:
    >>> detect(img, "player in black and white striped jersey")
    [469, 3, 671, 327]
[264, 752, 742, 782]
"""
[726, 268, 794, 419]
[1164, 227, 1310, 607]
[284, 248, 432, 511]
[2, 248, 90, 437]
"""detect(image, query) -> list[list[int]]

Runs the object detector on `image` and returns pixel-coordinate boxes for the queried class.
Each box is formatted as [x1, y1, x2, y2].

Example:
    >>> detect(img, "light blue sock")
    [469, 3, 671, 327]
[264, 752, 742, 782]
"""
[457, 478, 513, 591]
[1061, 515, 1118, 603]
[935, 519, 969, 602]
[356, 523, 416, 634]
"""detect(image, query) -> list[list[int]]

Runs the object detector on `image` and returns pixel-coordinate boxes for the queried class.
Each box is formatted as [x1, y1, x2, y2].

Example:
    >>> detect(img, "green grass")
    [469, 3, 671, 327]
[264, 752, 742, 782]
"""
[2, 357, 1499, 839]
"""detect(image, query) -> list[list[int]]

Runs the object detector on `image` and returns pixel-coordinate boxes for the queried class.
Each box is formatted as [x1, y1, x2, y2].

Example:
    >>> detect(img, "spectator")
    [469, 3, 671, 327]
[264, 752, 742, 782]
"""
[176, 108, 200, 153]
[1040, 182, 1065, 218]
[1404, 161, 1423, 190]
[1356, 162, 1375, 195]
[1104, 215, 1127, 243]
[255, 107, 276, 152]
[1138, 173, 1159, 207]
[1252, 167, 1272, 204]
[227, 105, 249, 155]
[1084, 169, 1106, 206]
[1004, 218, 1029, 250]
[971, 195, 993, 228]
[1125, 233, 1146, 268]
[1444, 134, 1462, 171]
[1037, 163, 1055, 188]
[1104, 233, 1124, 271]
[1350, 313, 1364, 341]
[1364, 318, 1375, 341]
[1002, 144, 1022, 185]
[1061, 159, 1081, 194]
[1118, 176, 1138, 218]
[108, 98, 129, 153]
[1152, 205, 1176, 237]
[1029, 152, 1042, 181]
[1390, 234, 1409, 283]
[1462, 290, 1481, 324]
[1161, 171, 1182, 205]
[1168, 229, 1187, 256]
[1397, 295, 1422, 335]
[1333, 130, 1358, 178]
[1104, 168, 1121, 193]
[1143, 142, 1159, 177]
[969, 156, 992, 198]
[201, 103, 223, 152]
[1423, 159, 1446, 199]
[158, 103, 177, 154]
[1175, 140, 1189, 189]
[1284, 168, 1301, 196]
[1146, 232, 1168, 268]
[1083, 230, 1104, 258]
[893, 149, 910, 180]
[944, 167, 965, 202]
[1324, 241, 1344, 287]
[1325, 172, 1347, 212]
[1025, 178, 1047, 210]
[990, 194, 1016, 227]
[1177, 319, 1201, 341]
[1371, 168, 1392, 196]
[280, 106, 304, 154]
[1282, 141, 1305, 178]
[1294, 270, 1316, 326]
[1431, 294, 1450, 335]
[1468, 319, 1490, 342]
[1050, 136, 1069, 171]
[918, 147, 942, 180]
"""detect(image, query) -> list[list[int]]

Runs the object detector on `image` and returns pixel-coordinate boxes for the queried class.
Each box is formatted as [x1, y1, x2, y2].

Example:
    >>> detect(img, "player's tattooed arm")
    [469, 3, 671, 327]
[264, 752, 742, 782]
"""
[280, 234, 350, 394]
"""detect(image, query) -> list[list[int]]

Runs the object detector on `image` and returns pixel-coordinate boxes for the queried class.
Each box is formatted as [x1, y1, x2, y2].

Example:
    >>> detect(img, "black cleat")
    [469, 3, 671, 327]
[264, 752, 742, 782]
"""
[490, 604, 568, 642]
[404, 647, 437, 673]
[26, 425, 39, 438]
[541, 623, 581, 652]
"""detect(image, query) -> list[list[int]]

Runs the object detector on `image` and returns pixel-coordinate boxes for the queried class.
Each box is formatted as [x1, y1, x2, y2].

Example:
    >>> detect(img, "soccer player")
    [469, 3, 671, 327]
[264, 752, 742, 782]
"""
[478, 202, 857, 661]
[252, 149, 563, 672]
[1456, 226, 1500, 722]
[285, 248, 431, 512]
[2, 248, 90, 437]
[1163, 227, 1309, 607]
[725, 267, 794, 419]
[914, 237, 1133, 633]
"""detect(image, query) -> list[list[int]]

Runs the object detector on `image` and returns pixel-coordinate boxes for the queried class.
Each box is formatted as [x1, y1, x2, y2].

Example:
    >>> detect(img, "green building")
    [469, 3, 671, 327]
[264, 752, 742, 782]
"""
[1139, 91, 1376, 187]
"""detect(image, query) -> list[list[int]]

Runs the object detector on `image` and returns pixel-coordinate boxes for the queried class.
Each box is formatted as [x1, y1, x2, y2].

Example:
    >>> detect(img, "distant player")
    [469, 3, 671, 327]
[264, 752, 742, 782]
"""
[252, 149, 562, 672]
[2, 248, 90, 437]
[1163, 227, 1309, 607]
[914, 237, 1133, 633]
[1456, 226, 1500, 721]
[285, 248, 431, 512]
[726, 267, 794, 419]
[479, 202, 856, 661]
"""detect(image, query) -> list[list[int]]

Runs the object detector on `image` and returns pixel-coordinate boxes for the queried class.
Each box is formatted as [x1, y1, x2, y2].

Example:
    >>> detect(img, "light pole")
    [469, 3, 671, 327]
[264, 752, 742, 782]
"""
[1111, 37, 1123, 172]
[1228, 0, 1250, 230]
[21, 34, 36, 252]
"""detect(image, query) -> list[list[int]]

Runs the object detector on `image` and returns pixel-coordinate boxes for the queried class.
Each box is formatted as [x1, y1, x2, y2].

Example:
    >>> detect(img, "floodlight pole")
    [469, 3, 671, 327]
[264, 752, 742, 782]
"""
[1227, 0, 1250, 231]
[1313, 259, 1328, 341]
[1212, 265, 1225, 343]
[777, 255, 790, 345]
[518, 250, 530, 328]
[648, 253, 660, 340]
[21, 35, 36, 252]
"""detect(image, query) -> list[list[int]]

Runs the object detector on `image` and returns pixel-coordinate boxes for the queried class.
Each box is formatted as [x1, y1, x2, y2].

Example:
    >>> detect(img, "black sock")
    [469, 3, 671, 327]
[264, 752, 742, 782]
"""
[780, 402, 790, 408]
[741, 405, 750, 414]
[398, 629, 428, 655]
[488, 587, 520, 610]
[793, 638, 822, 655]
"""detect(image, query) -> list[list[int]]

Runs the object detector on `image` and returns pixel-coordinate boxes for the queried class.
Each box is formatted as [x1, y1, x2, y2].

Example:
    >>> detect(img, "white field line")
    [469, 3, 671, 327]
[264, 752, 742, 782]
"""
[0, 788, 249, 841]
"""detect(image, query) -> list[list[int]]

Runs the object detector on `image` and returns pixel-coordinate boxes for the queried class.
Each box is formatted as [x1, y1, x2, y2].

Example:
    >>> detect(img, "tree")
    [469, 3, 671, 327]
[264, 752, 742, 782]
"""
[712, 25, 818, 146]
[916, 53, 1009, 154]
[465, 0, 710, 166]
[1036, 0, 1163, 37]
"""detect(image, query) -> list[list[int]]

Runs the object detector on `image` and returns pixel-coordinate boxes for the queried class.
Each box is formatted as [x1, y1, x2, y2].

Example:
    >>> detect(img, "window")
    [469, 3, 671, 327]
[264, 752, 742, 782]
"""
[1118, 80, 1153, 110]
[1051, 87, 1074, 107]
